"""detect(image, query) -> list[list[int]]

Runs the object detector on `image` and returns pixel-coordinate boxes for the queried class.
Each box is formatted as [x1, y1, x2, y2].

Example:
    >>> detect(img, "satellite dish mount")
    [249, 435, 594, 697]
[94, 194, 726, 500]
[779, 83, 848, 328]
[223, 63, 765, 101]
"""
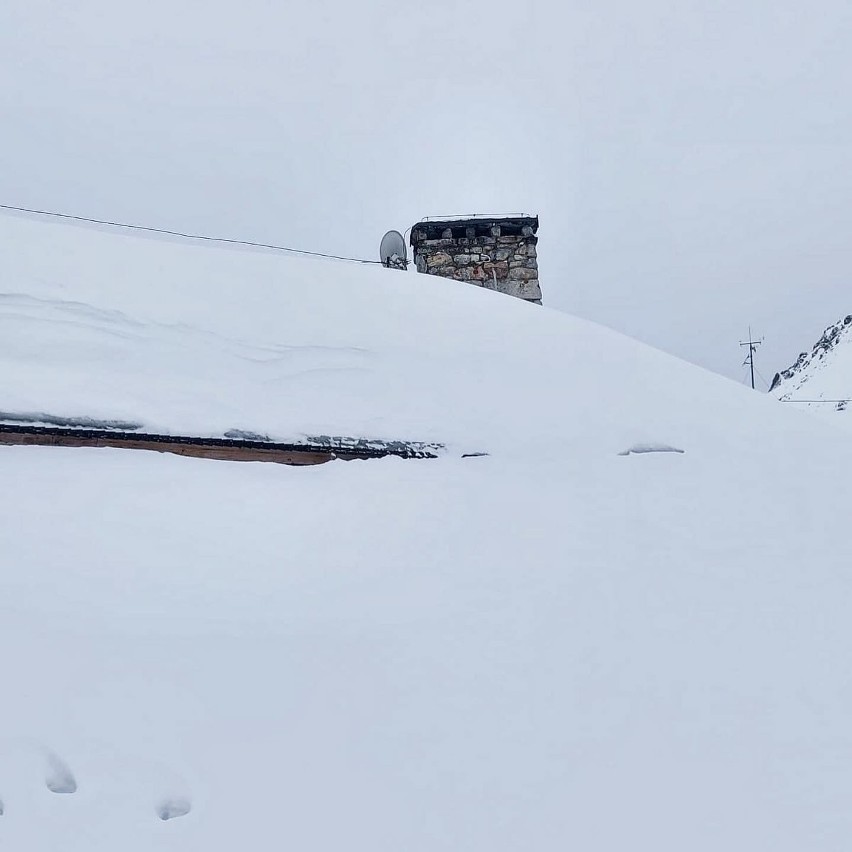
[379, 230, 408, 271]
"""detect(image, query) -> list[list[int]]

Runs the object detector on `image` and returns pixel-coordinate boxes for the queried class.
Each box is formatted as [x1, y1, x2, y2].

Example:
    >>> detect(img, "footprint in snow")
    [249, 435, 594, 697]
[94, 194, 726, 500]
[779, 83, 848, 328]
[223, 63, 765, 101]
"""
[157, 797, 191, 821]
[45, 753, 77, 794]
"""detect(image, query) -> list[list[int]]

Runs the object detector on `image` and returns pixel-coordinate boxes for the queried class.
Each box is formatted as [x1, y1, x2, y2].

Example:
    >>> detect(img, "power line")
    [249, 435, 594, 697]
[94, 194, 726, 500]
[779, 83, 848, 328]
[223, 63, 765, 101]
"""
[0, 202, 386, 265]
[780, 399, 852, 404]
[754, 365, 772, 391]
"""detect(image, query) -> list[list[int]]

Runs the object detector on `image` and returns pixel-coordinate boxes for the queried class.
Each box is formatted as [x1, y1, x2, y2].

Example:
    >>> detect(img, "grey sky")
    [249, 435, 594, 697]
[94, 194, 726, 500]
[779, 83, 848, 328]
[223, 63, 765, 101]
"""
[3, 0, 851, 385]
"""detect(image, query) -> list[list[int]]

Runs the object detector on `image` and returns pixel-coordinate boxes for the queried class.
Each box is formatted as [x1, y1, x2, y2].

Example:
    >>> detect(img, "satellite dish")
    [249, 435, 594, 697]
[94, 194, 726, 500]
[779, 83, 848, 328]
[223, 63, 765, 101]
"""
[380, 230, 408, 270]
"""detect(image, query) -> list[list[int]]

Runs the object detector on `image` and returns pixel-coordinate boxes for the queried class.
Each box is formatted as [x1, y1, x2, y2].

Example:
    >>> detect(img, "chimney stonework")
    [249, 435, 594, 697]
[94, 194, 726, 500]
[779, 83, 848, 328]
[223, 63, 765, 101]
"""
[409, 216, 542, 304]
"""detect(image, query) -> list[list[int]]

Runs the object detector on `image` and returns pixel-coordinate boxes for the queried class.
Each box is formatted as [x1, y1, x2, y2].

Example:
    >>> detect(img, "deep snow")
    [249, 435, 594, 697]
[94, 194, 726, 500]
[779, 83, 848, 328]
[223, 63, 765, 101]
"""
[0, 212, 818, 457]
[3, 212, 852, 850]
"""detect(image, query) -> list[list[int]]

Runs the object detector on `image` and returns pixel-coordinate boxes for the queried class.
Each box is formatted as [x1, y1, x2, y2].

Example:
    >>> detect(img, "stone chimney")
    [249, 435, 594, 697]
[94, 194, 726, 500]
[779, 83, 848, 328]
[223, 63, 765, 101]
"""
[409, 216, 541, 304]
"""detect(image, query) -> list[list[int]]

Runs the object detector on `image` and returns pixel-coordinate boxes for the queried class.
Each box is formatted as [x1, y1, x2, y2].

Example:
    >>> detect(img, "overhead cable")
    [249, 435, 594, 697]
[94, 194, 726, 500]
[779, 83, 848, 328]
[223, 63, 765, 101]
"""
[0, 202, 385, 265]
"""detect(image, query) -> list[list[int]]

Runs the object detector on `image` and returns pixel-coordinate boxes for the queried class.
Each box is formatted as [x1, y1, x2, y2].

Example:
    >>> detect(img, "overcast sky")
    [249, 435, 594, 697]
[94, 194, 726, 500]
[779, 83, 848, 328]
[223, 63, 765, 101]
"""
[3, 0, 852, 384]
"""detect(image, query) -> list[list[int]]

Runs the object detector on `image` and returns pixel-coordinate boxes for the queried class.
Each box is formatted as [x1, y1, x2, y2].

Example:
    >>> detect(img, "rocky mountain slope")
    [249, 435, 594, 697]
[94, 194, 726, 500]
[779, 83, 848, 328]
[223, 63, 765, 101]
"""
[771, 314, 852, 414]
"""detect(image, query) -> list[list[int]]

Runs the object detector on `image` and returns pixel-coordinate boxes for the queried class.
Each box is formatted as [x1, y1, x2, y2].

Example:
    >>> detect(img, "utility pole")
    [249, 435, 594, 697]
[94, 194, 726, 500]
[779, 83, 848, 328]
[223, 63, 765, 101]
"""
[740, 327, 763, 390]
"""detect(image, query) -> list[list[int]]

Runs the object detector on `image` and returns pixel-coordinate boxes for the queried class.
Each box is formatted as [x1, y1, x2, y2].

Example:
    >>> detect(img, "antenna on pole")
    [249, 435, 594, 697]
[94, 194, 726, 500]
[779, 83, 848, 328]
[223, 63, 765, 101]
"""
[739, 326, 764, 390]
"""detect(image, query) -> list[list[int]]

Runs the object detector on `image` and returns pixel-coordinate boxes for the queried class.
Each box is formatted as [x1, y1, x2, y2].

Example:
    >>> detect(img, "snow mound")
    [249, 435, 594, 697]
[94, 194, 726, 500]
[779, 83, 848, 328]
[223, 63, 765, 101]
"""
[617, 443, 685, 455]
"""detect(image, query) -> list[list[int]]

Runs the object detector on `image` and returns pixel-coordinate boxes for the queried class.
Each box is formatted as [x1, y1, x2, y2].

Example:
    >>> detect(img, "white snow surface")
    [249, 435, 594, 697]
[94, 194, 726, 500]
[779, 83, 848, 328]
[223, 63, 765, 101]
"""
[3, 213, 852, 849]
[0, 213, 793, 455]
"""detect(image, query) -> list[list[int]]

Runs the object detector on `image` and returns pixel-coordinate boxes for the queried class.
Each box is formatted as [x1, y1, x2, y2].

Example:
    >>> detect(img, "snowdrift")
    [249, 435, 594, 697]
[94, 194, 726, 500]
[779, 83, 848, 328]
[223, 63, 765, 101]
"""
[0, 212, 817, 457]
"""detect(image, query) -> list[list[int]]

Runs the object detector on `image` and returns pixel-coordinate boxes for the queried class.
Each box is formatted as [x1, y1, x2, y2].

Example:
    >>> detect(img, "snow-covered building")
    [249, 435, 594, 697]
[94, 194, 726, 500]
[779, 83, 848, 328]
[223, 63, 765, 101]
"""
[410, 215, 542, 304]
